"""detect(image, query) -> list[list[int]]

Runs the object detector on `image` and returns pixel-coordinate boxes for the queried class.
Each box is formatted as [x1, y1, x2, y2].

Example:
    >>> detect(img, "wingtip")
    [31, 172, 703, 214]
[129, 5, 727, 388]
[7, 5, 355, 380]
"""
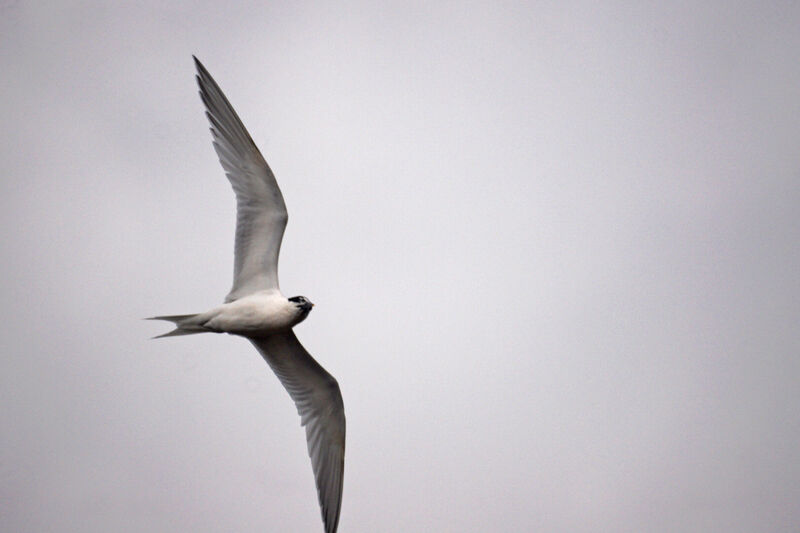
[193, 55, 207, 75]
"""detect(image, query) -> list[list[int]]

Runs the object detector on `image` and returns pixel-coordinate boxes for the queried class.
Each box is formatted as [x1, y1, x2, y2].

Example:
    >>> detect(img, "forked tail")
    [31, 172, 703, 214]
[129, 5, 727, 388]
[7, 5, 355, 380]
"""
[147, 314, 210, 338]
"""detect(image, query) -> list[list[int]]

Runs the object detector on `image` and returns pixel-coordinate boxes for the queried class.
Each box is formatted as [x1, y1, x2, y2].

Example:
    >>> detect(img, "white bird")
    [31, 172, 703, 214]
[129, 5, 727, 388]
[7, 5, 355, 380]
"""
[150, 56, 345, 533]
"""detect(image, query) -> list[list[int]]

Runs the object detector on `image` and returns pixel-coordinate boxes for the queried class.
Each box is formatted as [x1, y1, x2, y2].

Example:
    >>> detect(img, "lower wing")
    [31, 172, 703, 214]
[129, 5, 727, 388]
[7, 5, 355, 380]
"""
[250, 330, 345, 533]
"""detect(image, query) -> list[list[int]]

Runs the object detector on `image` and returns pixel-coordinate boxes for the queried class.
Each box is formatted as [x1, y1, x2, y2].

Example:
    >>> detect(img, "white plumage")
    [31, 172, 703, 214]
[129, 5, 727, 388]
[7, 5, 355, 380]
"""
[150, 56, 345, 533]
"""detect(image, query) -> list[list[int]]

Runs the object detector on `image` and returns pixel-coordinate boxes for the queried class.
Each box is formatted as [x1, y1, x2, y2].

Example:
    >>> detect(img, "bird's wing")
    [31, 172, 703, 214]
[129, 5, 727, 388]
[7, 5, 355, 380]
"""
[250, 331, 346, 533]
[194, 56, 288, 302]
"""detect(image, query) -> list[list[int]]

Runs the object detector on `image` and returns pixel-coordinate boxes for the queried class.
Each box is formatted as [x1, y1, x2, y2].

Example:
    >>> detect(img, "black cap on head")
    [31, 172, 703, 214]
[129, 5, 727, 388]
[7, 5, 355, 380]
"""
[289, 296, 313, 312]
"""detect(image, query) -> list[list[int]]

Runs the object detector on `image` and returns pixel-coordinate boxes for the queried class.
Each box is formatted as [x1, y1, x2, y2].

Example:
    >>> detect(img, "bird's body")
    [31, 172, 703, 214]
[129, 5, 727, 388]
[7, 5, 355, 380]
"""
[150, 57, 345, 533]
[153, 290, 310, 337]
[208, 290, 306, 334]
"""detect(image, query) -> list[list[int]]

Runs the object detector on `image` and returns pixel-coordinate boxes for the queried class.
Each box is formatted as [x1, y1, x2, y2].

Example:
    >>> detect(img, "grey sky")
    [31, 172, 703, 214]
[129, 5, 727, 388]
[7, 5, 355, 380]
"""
[1, 1, 799, 532]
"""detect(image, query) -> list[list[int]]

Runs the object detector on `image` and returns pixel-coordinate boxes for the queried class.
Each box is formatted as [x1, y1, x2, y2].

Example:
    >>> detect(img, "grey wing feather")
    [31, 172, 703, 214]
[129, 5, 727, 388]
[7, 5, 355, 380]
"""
[194, 56, 288, 301]
[251, 331, 346, 533]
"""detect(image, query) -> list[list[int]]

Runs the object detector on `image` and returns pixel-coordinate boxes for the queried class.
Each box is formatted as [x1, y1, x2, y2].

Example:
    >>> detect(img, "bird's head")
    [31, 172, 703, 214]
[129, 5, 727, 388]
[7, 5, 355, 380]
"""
[289, 295, 314, 318]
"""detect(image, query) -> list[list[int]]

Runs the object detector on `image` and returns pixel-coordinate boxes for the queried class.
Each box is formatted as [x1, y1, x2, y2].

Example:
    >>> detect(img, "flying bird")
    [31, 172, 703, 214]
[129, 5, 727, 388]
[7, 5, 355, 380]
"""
[150, 56, 345, 533]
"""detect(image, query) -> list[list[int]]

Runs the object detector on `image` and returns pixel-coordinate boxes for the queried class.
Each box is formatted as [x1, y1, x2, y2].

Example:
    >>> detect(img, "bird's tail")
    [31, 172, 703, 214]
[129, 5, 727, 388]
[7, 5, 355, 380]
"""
[147, 314, 210, 338]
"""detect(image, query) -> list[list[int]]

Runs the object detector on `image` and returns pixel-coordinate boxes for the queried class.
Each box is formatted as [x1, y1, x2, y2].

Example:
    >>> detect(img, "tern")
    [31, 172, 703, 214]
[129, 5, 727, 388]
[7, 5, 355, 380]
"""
[150, 57, 345, 533]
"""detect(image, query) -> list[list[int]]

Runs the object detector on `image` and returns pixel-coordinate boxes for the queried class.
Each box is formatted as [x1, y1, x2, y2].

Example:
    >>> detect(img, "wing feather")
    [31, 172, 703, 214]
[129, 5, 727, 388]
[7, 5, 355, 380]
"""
[194, 56, 288, 301]
[251, 331, 345, 533]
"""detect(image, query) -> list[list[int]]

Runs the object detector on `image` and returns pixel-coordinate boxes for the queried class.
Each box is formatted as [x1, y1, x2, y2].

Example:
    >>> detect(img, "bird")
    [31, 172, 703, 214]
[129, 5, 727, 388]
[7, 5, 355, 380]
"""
[149, 56, 345, 533]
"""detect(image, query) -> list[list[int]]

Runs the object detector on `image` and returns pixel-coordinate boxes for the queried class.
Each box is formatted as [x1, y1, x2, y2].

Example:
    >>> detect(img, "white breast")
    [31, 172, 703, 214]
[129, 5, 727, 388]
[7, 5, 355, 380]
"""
[202, 291, 300, 335]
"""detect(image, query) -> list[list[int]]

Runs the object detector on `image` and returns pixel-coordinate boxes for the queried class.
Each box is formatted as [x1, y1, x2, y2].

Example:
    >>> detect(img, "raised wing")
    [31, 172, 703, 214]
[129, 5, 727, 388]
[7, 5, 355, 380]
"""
[194, 56, 288, 302]
[251, 331, 346, 533]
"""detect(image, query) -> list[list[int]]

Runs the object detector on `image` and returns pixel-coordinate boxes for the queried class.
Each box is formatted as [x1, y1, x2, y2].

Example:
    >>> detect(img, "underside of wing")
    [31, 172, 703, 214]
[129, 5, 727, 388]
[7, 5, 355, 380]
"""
[250, 331, 345, 533]
[194, 56, 288, 301]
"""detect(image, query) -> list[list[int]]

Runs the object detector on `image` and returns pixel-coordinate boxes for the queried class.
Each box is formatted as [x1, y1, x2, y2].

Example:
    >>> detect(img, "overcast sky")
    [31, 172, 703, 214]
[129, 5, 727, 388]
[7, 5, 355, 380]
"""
[1, 2, 799, 532]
